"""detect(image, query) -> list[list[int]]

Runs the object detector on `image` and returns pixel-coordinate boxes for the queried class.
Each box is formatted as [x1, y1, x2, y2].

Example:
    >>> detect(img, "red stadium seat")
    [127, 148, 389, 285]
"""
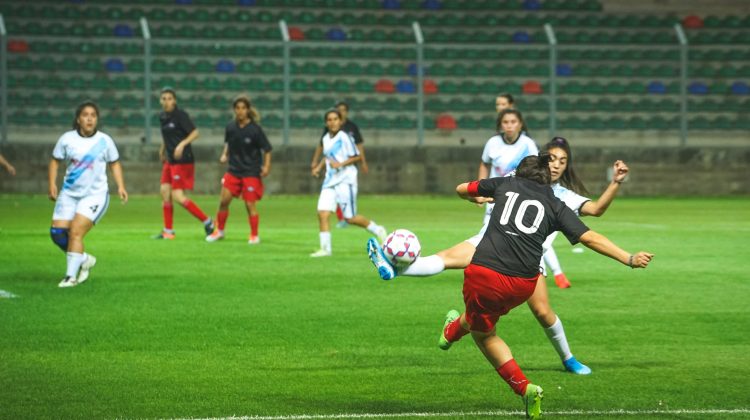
[682, 15, 704, 29]
[7, 39, 29, 53]
[436, 113, 457, 130]
[374, 79, 396, 93]
[423, 79, 438, 94]
[522, 80, 543, 94]
[288, 26, 305, 41]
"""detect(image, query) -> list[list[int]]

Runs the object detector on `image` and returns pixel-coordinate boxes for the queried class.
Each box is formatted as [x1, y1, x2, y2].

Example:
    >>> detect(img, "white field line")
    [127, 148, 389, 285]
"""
[181, 408, 750, 420]
[0, 289, 18, 298]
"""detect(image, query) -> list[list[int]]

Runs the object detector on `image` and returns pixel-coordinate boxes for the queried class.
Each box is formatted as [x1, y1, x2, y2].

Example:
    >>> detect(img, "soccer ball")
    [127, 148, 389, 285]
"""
[382, 229, 421, 267]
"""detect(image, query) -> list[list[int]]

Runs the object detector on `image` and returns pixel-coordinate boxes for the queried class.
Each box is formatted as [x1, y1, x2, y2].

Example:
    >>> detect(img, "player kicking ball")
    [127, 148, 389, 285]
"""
[373, 155, 653, 418]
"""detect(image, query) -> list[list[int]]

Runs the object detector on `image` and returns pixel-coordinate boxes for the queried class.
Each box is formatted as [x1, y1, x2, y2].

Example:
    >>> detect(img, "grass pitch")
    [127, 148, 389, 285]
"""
[1, 194, 748, 419]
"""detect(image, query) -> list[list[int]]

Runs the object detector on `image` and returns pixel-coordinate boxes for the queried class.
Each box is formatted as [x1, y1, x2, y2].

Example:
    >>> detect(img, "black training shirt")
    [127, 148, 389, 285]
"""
[471, 177, 590, 278]
[224, 121, 273, 178]
[159, 107, 196, 164]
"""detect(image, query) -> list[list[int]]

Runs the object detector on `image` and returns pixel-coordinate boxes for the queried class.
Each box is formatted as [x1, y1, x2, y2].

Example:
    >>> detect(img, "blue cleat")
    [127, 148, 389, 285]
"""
[366, 238, 396, 280]
[336, 220, 349, 228]
[563, 355, 592, 375]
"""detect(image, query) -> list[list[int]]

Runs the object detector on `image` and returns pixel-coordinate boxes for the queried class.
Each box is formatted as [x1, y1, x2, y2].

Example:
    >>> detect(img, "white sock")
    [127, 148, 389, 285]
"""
[543, 246, 563, 276]
[66, 252, 85, 278]
[319, 232, 331, 252]
[544, 316, 573, 362]
[366, 221, 379, 234]
[401, 255, 445, 276]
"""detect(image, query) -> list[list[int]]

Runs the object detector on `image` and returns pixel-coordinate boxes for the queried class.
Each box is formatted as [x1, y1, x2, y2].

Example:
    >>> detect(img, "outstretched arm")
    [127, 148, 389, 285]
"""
[456, 182, 494, 204]
[578, 230, 653, 268]
[580, 160, 629, 217]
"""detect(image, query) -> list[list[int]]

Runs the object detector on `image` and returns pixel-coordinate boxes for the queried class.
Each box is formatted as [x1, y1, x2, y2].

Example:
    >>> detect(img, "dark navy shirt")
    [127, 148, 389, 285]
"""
[159, 107, 196, 164]
[224, 121, 272, 178]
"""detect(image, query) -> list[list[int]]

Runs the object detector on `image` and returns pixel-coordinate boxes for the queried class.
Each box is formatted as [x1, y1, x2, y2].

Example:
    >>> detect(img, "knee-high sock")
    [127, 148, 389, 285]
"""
[497, 359, 529, 396]
[319, 232, 331, 252]
[249, 214, 259, 237]
[444, 317, 469, 343]
[217, 210, 229, 232]
[544, 316, 573, 362]
[401, 255, 445, 276]
[543, 246, 563, 276]
[181, 199, 209, 222]
[163, 202, 174, 231]
[66, 252, 85, 278]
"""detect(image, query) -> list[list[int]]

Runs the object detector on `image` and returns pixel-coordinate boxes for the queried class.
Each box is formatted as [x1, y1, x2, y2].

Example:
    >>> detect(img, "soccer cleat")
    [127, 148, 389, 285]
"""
[204, 218, 215, 236]
[438, 309, 460, 350]
[206, 230, 225, 242]
[554, 273, 571, 288]
[336, 220, 349, 228]
[76, 254, 97, 284]
[152, 231, 175, 240]
[522, 384, 543, 419]
[310, 249, 332, 258]
[563, 356, 592, 375]
[58, 276, 77, 288]
[366, 238, 396, 280]
[374, 225, 388, 244]
[248, 235, 260, 245]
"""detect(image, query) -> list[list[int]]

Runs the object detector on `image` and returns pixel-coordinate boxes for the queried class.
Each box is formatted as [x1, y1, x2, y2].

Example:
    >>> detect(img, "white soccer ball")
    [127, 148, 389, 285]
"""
[382, 229, 421, 267]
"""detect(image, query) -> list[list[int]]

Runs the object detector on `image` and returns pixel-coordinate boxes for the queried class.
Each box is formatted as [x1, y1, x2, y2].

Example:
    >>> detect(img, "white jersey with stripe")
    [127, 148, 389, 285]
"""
[551, 183, 590, 216]
[52, 130, 120, 199]
[320, 130, 358, 189]
[481, 133, 539, 178]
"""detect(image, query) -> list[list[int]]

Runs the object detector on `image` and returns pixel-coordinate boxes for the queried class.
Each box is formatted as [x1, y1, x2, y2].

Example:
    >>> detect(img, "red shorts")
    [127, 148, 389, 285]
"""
[462, 263, 539, 333]
[161, 163, 195, 190]
[222, 173, 264, 202]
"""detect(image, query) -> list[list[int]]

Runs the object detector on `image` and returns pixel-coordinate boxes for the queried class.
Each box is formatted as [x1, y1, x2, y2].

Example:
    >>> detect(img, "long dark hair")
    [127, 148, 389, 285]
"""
[72, 100, 100, 135]
[544, 136, 588, 196]
[516, 154, 552, 185]
[233, 95, 260, 123]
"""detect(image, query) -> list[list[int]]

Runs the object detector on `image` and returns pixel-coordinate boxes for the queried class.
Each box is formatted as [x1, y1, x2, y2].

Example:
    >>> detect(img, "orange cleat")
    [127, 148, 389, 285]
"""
[554, 273, 571, 288]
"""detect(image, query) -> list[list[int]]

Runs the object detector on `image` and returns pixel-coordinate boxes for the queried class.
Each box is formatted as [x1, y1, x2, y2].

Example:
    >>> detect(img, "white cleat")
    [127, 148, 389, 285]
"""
[76, 254, 97, 284]
[310, 249, 332, 258]
[206, 230, 225, 242]
[58, 276, 78, 288]
[248, 236, 260, 245]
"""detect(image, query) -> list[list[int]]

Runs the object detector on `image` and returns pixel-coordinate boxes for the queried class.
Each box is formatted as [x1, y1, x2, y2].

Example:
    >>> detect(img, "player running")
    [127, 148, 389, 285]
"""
[367, 136, 630, 375]
[441, 154, 652, 419]
[206, 96, 272, 244]
[310, 109, 386, 257]
[48, 101, 128, 288]
[153, 87, 214, 240]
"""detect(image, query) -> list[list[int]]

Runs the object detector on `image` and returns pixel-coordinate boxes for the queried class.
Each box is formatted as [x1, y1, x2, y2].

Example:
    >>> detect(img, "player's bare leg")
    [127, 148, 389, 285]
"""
[246, 200, 260, 244]
[173, 188, 214, 235]
[311, 210, 332, 257]
[207, 188, 233, 242]
[346, 215, 386, 243]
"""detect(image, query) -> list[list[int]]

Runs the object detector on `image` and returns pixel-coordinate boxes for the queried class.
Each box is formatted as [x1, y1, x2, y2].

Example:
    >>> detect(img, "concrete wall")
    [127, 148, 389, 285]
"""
[1, 144, 748, 196]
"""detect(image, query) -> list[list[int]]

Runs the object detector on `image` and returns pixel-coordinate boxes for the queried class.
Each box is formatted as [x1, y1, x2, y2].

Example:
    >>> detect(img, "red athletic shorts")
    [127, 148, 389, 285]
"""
[221, 173, 264, 202]
[160, 163, 195, 190]
[462, 263, 539, 333]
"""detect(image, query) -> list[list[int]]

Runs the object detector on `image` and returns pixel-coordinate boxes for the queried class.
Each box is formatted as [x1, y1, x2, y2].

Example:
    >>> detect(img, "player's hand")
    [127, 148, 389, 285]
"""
[174, 144, 184, 160]
[118, 187, 129, 204]
[159, 149, 166, 163]
[48, 185, 58, 201]
[630, 252, 654, 268]
[261, 166, 270, 177]
[613, 160, 629, 183]
[472, 197, 494, 205]
[311, 167, 320, 178]
[360, 161, 369, 174]
[219, 155, 228, 164]
[328, 158, 342, 169]
[5, 164, 16, 176]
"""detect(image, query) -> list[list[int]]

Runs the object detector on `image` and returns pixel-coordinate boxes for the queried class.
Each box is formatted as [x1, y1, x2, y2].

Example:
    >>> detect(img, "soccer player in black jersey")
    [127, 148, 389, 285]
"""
[206, 96, 272, 244]
[440, 155, 653, 419]
[154, 87, 213, 240]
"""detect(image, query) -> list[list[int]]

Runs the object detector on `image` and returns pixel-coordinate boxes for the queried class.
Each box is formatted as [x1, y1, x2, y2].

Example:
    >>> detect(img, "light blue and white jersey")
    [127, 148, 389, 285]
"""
[52, 130, 119, 198]
[320, 130, 358, 189]
[481, 133, 538, 178]
[552, 183, 590, 216]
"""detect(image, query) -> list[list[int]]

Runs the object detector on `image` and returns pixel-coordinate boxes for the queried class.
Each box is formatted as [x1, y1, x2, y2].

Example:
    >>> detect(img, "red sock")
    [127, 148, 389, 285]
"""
[181, 199, 208, 222]
[249, 214, 259, 237]
[444, 317, 470, 343]
[217, 210, 229, 231]
[336, 206, 344, 222]
[496, 359, 529, 396]
[163, 202, 174, 231]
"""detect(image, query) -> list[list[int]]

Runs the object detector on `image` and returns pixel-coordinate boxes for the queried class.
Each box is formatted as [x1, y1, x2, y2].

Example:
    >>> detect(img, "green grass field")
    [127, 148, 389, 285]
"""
[1, 194, 748, 419]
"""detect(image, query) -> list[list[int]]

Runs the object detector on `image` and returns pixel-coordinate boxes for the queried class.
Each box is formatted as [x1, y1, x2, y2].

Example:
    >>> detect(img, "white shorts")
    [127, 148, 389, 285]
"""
[53, 191, 110, 224]
[465, 222, 488, 247]
[539, 231, 559, 276]
[317, 183, 358, 219]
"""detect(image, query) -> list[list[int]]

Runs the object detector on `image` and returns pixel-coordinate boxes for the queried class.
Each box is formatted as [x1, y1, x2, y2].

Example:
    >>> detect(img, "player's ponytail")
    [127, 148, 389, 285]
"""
[516, 155, 551, 185]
